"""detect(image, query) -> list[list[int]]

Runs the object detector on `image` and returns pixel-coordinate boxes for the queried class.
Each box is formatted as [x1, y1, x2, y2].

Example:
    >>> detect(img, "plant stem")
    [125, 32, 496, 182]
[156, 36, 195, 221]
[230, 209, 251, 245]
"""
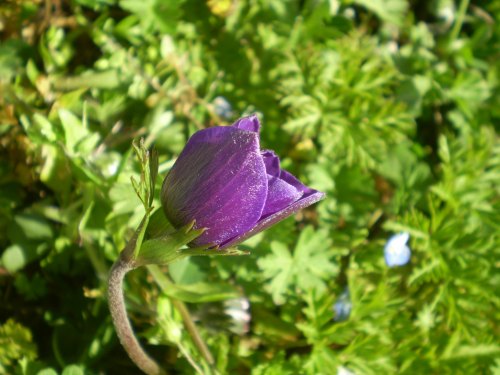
[449, 0, 470, 43]
[147, 265, 215, 367]
[172, 299, 215, 365]
[108, 258, 165, 375]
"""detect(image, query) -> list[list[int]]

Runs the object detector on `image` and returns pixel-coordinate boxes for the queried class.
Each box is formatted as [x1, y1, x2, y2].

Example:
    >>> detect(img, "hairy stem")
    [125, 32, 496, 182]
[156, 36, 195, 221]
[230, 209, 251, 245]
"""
[108, 258, 165, 375]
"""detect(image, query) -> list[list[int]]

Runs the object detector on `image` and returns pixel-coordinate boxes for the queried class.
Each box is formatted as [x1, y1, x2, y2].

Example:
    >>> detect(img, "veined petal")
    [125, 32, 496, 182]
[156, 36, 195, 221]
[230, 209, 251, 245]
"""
[232, 115, 261, 133]
[261, 150, 280, 177]
[262, 174, 303, 217]
[220, 190, 325, 249]
[260, 152, 309, 216]
[280, 170, 314, 195]
[161, 126, 268, 246]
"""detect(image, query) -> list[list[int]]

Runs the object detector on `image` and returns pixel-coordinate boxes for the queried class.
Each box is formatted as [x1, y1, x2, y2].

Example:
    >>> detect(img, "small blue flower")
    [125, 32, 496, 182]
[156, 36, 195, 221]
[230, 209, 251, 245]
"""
[213, 96, 233, 120]
[384, 232, 411, 267]
[333, 288, 352, 322]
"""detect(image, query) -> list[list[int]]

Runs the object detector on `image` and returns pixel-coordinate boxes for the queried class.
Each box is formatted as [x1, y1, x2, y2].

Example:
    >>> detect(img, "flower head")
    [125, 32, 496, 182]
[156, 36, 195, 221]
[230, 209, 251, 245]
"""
[384, 232, 411, 267]
[161, 115, 325, 248]
[213, 96, 233, 120]
[333, 288, 352, 322]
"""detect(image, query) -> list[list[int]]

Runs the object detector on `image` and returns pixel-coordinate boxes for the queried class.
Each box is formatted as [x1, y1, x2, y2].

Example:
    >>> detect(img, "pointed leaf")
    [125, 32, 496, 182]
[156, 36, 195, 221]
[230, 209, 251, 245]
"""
[135, 221, 205, 265]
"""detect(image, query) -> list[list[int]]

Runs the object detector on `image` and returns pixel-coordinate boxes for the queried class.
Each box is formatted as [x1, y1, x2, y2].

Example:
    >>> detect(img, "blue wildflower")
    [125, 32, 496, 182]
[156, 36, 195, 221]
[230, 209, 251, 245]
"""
[333, 288, 352, 322]
[384, 232, 411, 267]
[213, 96, 233, 120]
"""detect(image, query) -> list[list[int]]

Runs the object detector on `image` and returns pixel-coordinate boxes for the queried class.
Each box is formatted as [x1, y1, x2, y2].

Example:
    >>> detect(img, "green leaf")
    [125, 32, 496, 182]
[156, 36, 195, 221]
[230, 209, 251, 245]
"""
[442, 344, 500, 360]
[168, 257, 206, 284]
[352, 0, 408, 25]
[61, 364, 86, 375]
[0, 319, 37, 367]
[135, 221, 205, 265]
[164, 282, 239, 303]
[2, 244, 27, 273]
[121, 211, 151, 262]
[39, 144, 71, 196]
[258, 227, 337, 305]
[257, 241, 293, 305]
[52, 70, 122, 91]
[32, 114, 60, 142]
[146, 207, 174, 238]
[180, 246, 249, 257]
[148, 267, 239, 302]
[131, 138, 158, 209]
[1, 242, 48, 273]
[37, 369, 58, 375]
[2, 213, 53, 272]
[119, 0, 184, 34]
[58, 109, 99, 156]
[294, 227, 337, 291]
[11, 213, 53, 241]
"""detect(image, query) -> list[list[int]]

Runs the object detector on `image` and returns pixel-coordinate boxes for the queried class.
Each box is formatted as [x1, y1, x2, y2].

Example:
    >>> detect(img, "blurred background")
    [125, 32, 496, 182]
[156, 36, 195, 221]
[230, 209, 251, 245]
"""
[1, 0, 499, 374]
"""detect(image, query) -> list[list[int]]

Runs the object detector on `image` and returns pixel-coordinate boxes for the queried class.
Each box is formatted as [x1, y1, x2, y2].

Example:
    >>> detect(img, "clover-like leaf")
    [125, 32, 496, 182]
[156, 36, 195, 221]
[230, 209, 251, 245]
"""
[258, 226, 338, 305]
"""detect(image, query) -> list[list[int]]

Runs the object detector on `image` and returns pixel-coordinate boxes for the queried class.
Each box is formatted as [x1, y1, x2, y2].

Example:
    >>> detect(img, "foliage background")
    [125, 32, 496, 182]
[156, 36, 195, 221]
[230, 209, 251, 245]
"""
[1, 0, 499, 374]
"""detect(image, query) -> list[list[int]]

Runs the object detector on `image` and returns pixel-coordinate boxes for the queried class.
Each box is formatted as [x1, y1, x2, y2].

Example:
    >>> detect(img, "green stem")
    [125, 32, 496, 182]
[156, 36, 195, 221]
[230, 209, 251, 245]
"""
[108, 258, 165, 375]
[449, 0, 470, 43]
[172, 299, 215, 365]
[147, 265, 215, 367]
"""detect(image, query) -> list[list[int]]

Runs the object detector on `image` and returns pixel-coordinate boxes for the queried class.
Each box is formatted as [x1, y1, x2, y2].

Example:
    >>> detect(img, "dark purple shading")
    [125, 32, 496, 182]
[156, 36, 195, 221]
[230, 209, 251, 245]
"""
[261, 150, 303, 217]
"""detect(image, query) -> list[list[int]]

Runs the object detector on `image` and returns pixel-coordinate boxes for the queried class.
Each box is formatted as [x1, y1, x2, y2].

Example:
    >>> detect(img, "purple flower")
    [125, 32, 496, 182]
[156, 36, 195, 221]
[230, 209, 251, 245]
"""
[161, 115, 325, 249]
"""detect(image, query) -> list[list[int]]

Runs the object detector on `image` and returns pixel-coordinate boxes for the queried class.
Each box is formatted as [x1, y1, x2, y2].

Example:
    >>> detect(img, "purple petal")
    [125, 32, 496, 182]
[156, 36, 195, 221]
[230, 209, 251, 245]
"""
[260, 152, 309, 217]
[232, 115, 260, 133]
[261, 150, 280, 177]
[280, 170, 313, 195]
[261, 167, 318, 217]
[161, 126, 268, 246]
[220, 190, 326, 249]
[261, 175, 303, 217]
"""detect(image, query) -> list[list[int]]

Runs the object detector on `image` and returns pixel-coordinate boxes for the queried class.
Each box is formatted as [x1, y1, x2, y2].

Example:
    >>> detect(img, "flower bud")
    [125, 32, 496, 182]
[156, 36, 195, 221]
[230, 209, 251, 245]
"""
[161, 115, 325, 248]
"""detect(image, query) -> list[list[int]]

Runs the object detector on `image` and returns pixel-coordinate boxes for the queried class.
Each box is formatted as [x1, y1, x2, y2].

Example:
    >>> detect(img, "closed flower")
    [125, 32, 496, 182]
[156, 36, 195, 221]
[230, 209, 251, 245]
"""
[161, 115, 325, 248]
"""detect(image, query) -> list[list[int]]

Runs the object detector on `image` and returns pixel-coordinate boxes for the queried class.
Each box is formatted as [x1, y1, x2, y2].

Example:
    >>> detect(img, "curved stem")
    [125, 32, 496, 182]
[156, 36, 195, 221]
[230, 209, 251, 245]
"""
[108, 258, 165, 375]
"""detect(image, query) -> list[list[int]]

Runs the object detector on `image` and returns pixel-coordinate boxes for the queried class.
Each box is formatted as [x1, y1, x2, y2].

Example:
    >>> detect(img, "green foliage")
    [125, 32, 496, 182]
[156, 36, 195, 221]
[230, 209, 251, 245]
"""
[258, 227, 338, 304]
[1, 0, 499, 374]
[0, 320, 37, 371]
